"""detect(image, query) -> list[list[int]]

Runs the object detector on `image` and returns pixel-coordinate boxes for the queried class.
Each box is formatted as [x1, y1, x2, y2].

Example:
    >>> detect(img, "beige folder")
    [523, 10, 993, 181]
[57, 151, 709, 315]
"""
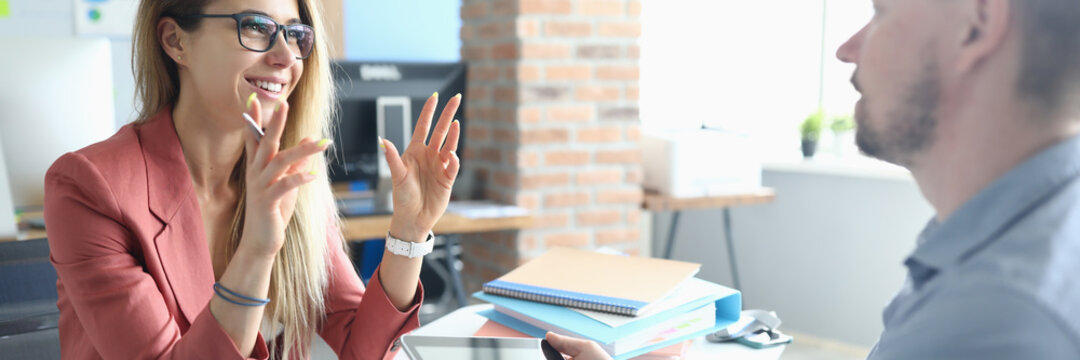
[485, 247, 701, 315]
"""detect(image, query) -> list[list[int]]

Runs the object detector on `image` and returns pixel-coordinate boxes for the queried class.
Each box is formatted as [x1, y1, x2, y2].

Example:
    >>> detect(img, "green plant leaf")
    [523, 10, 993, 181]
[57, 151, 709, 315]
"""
[800, 111, 824, 141]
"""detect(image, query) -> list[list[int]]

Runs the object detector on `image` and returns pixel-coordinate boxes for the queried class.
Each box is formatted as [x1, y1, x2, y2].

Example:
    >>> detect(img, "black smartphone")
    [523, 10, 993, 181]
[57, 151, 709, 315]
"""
[541, 339, 565, 360]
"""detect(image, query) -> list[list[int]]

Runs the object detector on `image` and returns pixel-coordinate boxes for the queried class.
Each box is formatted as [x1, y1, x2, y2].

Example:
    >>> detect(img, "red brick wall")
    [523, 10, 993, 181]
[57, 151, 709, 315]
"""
[459, 0, 643, 294]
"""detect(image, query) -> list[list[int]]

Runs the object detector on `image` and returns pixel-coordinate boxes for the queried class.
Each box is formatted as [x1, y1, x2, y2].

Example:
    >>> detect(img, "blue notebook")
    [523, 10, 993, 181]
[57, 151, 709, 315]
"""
[473, 279, 741, 359]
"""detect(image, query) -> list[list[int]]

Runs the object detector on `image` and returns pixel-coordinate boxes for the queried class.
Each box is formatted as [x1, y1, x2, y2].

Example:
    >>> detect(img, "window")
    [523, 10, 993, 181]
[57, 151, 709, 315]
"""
[640, 0, 874, 160]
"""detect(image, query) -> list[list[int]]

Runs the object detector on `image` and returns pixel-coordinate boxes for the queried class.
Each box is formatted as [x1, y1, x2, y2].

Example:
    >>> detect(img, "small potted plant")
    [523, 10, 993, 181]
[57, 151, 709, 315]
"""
[830, 114, 855, 156]
[800, 111, 824, 158]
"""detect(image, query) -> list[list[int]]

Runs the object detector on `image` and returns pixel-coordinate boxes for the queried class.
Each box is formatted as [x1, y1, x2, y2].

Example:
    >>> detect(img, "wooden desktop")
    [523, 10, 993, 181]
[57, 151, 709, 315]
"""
[4, 196, 534, 243]
[3, 190, 534, 309]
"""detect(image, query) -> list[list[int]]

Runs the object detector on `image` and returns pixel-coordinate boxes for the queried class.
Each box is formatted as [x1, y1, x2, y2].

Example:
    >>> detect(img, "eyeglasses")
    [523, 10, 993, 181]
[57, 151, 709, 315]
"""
[183, 13, 315, 60]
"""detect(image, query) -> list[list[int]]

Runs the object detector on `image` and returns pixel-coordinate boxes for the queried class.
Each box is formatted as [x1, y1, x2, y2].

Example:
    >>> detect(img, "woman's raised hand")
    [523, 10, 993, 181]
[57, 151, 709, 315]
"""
[381, 92, 462, 242]
[239, 94, 331, 257]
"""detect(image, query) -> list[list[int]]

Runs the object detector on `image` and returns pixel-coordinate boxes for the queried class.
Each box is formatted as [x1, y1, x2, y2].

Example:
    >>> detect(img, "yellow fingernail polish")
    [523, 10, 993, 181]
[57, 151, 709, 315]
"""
[317, 138, 332, 147]
[308, 170, 317, 176]
[432, 91, 439, 98]
[453, 119, 460, 125]
[378, 136, 386, 149]
[455, 93, 462, 99]
[247, 93, 256, 109]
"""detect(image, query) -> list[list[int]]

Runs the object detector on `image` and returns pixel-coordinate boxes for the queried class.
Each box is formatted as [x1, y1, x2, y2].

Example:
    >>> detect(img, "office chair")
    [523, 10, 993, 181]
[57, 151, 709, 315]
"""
[0, 238, 61, 359]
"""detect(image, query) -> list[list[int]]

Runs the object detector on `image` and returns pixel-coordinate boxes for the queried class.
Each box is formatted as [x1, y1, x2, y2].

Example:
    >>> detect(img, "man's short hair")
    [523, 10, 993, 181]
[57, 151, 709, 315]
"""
[1016, 0, 1080, 111]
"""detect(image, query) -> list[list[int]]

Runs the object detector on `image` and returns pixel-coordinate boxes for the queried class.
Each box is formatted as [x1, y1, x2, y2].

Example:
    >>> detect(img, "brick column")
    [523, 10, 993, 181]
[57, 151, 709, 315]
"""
[459, 0, 643, 293]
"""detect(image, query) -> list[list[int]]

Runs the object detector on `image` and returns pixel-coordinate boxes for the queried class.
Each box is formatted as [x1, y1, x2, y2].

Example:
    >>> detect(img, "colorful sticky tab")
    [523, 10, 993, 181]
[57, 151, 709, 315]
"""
[0, 0, 11, 19]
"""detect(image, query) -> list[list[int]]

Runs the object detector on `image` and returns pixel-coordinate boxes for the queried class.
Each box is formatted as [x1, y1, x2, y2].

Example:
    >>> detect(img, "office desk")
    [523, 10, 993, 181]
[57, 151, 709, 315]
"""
[5, 206, 535, 243]
[643, 188, 776, 290]
[393, 304, 785, 360]
[4, 202, 533, 309]
[341, 211, 533, 240]
[1, 209, 46, 242]
[346, 209, 532, 308]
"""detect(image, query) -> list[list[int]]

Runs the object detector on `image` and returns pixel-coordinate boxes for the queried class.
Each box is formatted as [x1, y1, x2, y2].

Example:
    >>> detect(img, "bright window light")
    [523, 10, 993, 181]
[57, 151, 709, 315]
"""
[640, 1, 874, 160]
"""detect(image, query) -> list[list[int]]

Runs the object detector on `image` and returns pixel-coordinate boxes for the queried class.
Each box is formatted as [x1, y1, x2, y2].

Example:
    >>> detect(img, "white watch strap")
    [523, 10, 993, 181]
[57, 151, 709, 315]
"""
[385, 231, 435, 258]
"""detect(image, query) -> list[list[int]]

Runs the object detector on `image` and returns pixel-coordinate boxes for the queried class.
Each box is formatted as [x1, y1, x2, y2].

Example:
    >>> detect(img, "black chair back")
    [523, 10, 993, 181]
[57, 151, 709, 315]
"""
[0, 238, 61, 359]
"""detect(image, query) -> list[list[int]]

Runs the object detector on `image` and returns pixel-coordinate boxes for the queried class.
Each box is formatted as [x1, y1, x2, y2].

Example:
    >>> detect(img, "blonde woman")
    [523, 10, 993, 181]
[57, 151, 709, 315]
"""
[42, 0, 462, 359]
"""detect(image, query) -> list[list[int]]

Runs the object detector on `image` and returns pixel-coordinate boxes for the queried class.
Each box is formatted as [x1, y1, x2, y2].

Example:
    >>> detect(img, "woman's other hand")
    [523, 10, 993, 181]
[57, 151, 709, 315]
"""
[381, 92, 462, 241]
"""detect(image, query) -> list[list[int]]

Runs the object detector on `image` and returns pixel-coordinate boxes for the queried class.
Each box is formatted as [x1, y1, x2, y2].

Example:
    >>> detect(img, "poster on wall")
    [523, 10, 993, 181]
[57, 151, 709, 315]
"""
[73, 0, 136, 38]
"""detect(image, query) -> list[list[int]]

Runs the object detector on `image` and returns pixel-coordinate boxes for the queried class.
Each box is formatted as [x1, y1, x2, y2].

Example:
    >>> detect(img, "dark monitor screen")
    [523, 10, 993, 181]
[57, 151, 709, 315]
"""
[329, 62, 467, 186]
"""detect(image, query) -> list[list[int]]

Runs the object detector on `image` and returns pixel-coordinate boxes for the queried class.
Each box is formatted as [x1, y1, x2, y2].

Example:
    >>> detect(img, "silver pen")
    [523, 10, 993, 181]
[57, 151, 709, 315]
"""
[242, 113, 264, 142]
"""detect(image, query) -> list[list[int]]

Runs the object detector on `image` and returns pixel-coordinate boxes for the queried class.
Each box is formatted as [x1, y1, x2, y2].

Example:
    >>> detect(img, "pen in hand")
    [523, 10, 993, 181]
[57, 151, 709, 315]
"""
[242, 113, 264, 142]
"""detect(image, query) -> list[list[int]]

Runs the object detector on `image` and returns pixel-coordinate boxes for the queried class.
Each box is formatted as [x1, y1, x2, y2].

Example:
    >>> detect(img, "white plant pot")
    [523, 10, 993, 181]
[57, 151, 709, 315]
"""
[832, 131, 856, 157]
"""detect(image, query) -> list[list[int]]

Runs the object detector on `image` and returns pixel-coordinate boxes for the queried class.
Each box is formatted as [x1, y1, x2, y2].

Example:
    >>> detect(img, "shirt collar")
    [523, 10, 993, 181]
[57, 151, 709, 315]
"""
[907, 134, 1080, 276]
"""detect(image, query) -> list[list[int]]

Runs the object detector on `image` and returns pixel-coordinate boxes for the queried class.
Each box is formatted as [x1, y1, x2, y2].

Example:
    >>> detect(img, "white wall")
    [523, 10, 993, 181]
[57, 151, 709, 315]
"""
[0, 0, 137, 130]
[343, 0, 462, 61]
[655, 166, 934, 347]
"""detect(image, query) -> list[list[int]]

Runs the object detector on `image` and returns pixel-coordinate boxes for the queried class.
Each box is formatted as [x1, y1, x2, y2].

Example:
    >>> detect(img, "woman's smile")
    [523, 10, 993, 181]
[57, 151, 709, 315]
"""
[244, 74, 289, 100]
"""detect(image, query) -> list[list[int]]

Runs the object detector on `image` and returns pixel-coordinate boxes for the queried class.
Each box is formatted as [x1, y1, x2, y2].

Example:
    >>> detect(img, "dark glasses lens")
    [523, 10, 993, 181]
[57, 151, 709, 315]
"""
[284, 25, 315, 59]
[237, 15, 277, 50]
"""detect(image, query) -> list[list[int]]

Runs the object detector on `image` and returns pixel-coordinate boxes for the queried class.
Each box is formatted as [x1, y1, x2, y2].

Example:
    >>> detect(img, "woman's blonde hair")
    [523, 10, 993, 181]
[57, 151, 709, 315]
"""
[132, 1, 341, 358]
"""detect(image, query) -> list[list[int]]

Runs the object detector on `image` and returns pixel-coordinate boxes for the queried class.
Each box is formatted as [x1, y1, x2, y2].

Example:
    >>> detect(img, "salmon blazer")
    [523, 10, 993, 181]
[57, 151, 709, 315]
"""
[44, 108, 421, 359]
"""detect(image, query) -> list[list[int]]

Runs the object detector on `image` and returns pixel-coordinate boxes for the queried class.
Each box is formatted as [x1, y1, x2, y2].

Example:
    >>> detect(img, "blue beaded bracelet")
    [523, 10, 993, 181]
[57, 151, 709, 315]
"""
[213, 283, 270, 307]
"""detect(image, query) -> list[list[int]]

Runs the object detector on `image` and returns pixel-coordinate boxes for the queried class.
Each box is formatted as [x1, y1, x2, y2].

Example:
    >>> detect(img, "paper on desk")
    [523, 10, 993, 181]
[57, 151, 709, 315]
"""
[474, 320, 530, 338]
[570, 277, 731, 327]
[446, 201, 528, 219]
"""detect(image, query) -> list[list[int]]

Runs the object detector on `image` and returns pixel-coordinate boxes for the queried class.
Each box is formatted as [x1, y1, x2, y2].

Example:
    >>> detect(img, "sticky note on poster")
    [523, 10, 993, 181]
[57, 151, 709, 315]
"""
[0, 0, 11, 19]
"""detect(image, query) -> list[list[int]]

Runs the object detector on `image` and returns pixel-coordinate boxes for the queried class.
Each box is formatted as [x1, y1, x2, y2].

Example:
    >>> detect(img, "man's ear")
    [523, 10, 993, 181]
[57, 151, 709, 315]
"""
[158, 17, 187, 65]
[955, 0, 1011, 73]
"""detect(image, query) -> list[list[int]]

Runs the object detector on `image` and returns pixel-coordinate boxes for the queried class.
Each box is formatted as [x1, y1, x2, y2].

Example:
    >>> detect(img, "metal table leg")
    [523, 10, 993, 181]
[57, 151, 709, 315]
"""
[663, 211, 682, 259]
[723, 208, 741, 291]
[443, 234, 468, 308]
[662, 208, 742, 290]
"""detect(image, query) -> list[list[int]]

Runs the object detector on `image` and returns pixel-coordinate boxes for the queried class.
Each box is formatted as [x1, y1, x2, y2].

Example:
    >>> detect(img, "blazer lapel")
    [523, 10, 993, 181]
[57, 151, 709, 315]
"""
[138, 108, 216, 326]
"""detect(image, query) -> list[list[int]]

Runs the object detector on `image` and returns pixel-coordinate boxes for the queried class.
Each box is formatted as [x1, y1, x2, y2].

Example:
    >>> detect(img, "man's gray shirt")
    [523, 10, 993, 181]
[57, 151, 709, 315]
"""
[867, 135, 1080, 359]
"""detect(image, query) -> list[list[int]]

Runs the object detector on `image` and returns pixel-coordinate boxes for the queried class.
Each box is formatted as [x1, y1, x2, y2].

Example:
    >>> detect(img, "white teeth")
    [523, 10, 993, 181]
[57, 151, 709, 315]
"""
[251, 80, 284, 93]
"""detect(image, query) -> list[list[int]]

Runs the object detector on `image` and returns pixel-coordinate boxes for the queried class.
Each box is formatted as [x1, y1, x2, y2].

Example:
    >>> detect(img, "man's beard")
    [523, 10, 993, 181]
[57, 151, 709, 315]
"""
[855, 62, 941, 167]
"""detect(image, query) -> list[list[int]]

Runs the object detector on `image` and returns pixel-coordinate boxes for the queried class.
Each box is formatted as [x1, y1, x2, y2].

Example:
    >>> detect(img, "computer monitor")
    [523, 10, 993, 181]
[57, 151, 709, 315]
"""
[329, 62, 467, 188]
[0, 37, 116, 208]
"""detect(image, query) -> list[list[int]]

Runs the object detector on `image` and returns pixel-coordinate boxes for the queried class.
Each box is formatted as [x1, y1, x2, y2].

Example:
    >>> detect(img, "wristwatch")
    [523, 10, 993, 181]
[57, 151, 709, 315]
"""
[385, 231, 435, 258]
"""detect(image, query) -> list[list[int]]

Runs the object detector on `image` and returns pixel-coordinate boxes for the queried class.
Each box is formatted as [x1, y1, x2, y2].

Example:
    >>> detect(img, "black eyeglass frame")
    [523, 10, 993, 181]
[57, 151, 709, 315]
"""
[182, 13, 315, 60]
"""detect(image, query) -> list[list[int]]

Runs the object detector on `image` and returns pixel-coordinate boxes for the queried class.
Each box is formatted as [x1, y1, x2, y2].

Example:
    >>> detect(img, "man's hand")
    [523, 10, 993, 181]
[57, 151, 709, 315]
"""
[545, 332, 613, 360]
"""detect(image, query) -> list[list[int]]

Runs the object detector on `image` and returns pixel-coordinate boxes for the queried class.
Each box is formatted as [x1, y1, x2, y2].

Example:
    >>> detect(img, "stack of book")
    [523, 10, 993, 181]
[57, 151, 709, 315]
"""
[472, 247, 742, 360]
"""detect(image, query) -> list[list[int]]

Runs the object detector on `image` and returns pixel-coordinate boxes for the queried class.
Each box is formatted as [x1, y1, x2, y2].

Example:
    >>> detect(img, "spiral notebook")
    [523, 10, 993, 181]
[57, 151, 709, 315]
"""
[482, 247, 701, 316]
